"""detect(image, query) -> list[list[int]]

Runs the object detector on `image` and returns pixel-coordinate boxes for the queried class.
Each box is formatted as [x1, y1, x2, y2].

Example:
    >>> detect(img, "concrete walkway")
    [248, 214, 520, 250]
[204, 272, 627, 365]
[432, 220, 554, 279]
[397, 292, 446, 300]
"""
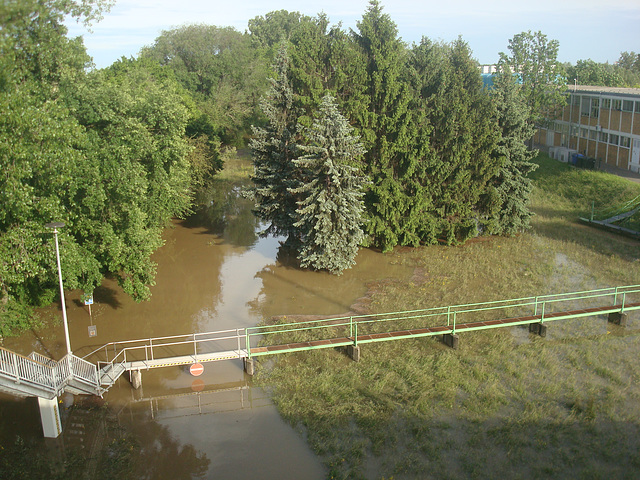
[599, 163, 640, 184]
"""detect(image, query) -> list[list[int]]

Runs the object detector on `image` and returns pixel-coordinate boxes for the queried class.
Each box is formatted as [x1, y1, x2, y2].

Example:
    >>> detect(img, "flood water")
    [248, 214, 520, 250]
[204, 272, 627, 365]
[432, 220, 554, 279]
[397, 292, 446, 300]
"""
[0, 158, 414, 478]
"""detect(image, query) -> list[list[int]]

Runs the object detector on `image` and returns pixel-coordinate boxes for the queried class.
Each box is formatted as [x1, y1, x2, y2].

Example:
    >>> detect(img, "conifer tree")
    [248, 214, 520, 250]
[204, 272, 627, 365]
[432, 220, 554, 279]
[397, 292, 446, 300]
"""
[352, 0, 419, 251]
[487, 72, 537, 235]
[249, 46, 302, 247]
[291, 95, 367, 274]
[410, 38, 501, 244]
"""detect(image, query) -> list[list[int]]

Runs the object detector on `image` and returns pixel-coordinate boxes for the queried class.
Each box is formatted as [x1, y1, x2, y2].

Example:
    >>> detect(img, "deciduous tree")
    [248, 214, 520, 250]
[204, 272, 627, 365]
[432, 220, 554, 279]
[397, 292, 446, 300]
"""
[498, 31, 567, 131]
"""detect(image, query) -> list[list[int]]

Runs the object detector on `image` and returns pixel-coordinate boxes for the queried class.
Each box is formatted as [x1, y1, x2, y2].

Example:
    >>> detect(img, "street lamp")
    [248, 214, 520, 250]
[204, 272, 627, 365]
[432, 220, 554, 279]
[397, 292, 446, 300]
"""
[45, 222, 72, 356]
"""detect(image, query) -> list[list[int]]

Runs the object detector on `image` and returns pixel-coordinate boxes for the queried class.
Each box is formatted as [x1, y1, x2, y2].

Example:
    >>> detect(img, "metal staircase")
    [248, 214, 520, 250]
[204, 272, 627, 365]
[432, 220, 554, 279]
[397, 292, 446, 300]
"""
[0, 346, 126, 400]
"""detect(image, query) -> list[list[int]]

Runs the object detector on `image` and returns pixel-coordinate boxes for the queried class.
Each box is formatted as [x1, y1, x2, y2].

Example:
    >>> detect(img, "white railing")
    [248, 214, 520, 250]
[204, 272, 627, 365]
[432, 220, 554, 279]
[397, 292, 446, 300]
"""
[67, 354, 101, 388]
[0, 346, 101, 397]
[1, 346, 58, 393]
[84, 328, 248, 369]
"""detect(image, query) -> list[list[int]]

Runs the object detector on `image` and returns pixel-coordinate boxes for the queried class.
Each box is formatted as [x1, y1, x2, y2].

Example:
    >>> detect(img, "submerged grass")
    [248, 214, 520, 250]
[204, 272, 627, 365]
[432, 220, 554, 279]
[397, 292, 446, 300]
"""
[255, 153, 640, 479]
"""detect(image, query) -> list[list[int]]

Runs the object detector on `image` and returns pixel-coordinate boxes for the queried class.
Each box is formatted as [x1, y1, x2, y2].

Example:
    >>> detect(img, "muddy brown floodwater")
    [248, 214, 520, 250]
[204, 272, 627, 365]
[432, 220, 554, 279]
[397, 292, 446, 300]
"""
[0, 164, 414, 479]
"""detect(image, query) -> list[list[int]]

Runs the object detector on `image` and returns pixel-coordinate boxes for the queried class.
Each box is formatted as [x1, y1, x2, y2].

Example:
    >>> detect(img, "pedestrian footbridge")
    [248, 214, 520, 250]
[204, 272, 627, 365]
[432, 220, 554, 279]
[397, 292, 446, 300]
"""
[2, 284, 639, 437]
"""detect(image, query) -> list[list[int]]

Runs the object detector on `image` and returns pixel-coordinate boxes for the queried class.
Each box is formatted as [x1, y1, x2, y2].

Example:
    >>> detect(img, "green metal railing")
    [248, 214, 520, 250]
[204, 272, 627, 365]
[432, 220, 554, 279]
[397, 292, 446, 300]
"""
[245, 285, 640, 358]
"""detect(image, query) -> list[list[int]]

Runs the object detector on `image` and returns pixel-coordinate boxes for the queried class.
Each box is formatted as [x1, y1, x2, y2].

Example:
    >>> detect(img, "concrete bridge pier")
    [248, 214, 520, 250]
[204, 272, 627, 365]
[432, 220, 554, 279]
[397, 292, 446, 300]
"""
[529, 323, 548, 337]
[38, 396, 62, 438]
[347, 345, 361, 362]
[244, 357, 255, 376]
[129, 369, 142, 389]
[442, 333, 459, 349]
[608, 311, 628, 326]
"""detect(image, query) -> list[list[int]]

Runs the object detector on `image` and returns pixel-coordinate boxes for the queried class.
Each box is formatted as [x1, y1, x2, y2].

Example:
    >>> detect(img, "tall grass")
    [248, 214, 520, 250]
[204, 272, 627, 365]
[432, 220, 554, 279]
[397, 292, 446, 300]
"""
[255, 153, 640, 479]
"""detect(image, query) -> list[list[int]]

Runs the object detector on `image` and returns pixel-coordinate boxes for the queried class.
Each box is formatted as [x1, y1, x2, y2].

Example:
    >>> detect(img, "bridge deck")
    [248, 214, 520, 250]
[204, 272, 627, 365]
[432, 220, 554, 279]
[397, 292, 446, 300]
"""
[249, 303, 640, 356]
[125, 349, 249, 371]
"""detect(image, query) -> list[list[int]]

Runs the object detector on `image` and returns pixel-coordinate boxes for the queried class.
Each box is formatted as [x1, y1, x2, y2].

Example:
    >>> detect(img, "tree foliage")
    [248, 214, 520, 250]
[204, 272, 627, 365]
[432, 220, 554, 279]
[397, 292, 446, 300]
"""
[249, 46, 302, 245]
[410, 38, 501, 244]
[565, 59, 624, 87]
[248, 10, 309, 51]
[498, 30, 567, 128]
[1, 0, 553, 331]
[486, 72, 538, 235]
[351, 0, 422, 251]
[292, 95, 367, 274]
[0, 0, 204, 335]
[616, 51, 640, 87]
[141, 24, 268, 145]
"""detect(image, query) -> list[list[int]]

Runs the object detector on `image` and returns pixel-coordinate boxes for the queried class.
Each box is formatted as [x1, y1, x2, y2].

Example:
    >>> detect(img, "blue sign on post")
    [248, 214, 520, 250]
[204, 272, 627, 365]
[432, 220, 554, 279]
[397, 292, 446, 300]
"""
[84, 295, 93, 306]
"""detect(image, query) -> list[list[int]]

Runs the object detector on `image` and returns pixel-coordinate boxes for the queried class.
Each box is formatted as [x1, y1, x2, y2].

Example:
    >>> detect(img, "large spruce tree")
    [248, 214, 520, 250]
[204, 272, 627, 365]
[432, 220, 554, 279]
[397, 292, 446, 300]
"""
[292, 95, 367, 274]
[352, 0, 420, 251]
[410, 38, 501, 244]
[249, 46, 302, 247]
[486, 71, 537, 235]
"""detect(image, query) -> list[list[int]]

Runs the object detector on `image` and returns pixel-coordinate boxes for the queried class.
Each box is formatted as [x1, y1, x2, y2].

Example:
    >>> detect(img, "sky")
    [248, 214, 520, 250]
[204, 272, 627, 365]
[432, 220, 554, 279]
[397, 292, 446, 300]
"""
[65, 0, 640, 70]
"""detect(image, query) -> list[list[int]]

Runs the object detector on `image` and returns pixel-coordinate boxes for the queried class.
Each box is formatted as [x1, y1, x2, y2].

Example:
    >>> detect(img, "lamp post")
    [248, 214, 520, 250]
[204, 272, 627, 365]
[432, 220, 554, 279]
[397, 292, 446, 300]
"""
[45, 222, 72, 356]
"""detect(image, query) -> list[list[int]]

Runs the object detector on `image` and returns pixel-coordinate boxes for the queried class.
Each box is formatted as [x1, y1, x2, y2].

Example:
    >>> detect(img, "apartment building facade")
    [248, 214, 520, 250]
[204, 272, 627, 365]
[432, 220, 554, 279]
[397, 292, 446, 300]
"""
[534, 85, 640, 172]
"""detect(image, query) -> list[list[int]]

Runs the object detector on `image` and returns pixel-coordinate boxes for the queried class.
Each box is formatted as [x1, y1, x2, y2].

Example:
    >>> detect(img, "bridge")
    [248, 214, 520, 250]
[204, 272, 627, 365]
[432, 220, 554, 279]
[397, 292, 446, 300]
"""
[2, 284, 639, 437]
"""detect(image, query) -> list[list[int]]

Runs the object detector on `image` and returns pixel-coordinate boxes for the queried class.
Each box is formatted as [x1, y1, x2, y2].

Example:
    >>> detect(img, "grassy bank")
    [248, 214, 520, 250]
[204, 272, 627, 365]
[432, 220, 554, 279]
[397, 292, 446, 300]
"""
[255, 153, 640, 479]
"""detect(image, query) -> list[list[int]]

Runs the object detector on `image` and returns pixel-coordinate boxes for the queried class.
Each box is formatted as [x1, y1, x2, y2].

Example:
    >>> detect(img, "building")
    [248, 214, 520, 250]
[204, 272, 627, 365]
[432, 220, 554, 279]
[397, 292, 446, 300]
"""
[535, 85, 640, 173]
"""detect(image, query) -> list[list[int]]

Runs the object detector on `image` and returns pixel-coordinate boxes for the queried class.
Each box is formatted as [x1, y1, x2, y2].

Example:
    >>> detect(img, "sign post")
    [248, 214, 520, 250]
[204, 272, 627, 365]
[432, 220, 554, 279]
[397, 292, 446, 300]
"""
[84, 293, 96, 337]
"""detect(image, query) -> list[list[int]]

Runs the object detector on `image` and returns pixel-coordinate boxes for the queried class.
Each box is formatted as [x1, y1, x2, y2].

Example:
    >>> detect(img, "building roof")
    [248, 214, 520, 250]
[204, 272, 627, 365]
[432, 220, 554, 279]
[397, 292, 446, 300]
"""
[570, 85, 640, 98]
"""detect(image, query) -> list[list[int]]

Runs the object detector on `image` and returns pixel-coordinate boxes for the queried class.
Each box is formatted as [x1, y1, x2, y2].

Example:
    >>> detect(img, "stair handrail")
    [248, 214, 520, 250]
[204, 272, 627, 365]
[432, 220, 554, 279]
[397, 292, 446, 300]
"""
[1, 346, 105, 397]
[0, 346, 58, 394]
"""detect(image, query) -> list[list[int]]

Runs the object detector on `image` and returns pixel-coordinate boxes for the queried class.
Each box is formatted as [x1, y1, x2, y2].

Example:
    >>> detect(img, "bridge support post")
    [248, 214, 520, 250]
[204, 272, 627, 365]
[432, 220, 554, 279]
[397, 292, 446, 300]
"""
[38, 396, 62, 438]
[529, 323, 548, 337]
[347, 345, 360, 362]
[244, 357, 255, 376]
[442, 333, 459, 349]
[129, 369, 142, 389]
[608, 312, 628, 326]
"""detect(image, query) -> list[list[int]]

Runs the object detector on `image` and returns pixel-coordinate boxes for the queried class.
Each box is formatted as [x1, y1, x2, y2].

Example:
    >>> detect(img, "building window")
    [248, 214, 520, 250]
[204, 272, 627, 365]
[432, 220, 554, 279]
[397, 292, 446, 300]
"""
[609, 134, 619, 145]
[580, 127, 588, 138]
[589, 129, 597, 140]
[580, 97, 591, 116]
[599, 131, 608, 143]
[620, 136, 631, 148]
[591, 98, 599, 118]
[571, 94, 580, 106]
[602, 98, 611, 109]
[612, 99, 622, 111]
[635, 101, 640, 113]
[623, 100, 634, 112]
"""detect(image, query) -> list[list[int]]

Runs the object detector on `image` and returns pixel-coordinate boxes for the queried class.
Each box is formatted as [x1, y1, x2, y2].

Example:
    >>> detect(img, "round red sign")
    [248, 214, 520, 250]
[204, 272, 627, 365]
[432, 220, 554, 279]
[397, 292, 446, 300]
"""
[189, 362, 204, 377]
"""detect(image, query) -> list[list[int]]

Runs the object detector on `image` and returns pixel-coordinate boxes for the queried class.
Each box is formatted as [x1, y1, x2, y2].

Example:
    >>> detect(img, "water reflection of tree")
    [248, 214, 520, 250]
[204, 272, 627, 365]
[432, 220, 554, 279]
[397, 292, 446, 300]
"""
[121, 416, 210, 480]
[191, 179, 259, 248]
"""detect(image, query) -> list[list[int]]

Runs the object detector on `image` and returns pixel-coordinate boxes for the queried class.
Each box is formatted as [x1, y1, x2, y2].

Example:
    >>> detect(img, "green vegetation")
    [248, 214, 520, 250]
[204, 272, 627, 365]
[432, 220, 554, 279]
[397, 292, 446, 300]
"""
[564, 52, 640, 88]
[250, 2, 539, 270]
[1, 0, 554, 332]
[0, 0, 219, 335]
[254, 153, 640, 479]
[292, 95, 368, 274]
[498, 30, 567, 129]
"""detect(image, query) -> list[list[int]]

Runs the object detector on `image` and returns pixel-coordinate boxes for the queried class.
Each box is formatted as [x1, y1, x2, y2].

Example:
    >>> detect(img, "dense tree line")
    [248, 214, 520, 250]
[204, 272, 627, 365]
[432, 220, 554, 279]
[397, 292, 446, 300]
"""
[248, 1, 541, 271]
[563, 51, 640, 88]
[1, 0, 548, 334]
[0, 0, 219, 335]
